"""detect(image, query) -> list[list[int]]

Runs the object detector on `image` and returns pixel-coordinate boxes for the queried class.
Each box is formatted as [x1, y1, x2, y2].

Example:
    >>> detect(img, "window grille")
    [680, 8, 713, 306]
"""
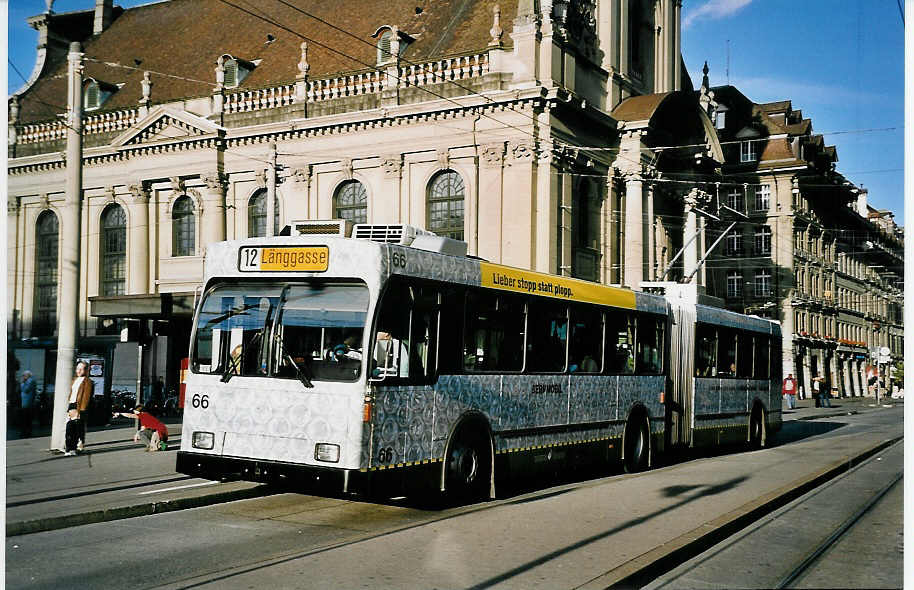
[248, 190, 281, 237]
[100, 205, 126, 296]
[334, 181, 368, 224]
[427, 170, 465, 240]
[172, 196, 196, 257]
[33, 211, 59, 336]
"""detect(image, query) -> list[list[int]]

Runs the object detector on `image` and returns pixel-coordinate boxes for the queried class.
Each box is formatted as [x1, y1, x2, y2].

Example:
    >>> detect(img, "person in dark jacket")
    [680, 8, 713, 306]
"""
[19, 370, 37, 437]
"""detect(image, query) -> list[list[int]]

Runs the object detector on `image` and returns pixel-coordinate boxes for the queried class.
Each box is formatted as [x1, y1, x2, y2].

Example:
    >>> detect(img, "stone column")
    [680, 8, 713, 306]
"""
[477, 143, 504, 262]
[622, 173, 644, 287]
[502, 142, 537, 270]
[683, 190, 699, 284]
[645, 181, 655, 280]
[535, 145, 559, 274]
[7, 198, 20, 338]
[800, 348, 811, 400]
[199, 173, 226, 252]
[127, 182, 149, 294]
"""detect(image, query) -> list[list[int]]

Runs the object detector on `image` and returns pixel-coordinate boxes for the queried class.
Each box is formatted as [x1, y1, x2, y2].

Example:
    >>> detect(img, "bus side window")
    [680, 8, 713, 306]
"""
[372, 281, 412, 379]
[695, 324, 717, 377]
[569, 306, 603, 373]
[607, 310, 634, 374]
[737, 332, 754, 378]
[463, 291, 525, 372]
[717, 328, 737, 377]
[409, 285, 440, 380]
[636, 315, 663, 375]
[754, 336, 770, 379]
[436, 287, 464, 373]
[527, 299, 568, 373]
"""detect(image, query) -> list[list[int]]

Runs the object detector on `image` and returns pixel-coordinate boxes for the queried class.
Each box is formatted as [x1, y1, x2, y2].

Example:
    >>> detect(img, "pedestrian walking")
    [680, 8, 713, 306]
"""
[812, 375, 830, 408]
[782, 372, 797, 410]
[65, 361, 93, 456]
[19, 370, 37, 437]
[113, 404, 169, 451]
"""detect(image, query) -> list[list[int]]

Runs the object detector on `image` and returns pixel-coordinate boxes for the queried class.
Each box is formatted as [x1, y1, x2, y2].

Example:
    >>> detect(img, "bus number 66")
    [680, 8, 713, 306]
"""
[192, 394, 210, 409]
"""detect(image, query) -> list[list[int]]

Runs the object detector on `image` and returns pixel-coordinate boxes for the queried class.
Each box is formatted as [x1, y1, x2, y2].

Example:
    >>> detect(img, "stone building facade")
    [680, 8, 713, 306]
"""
[698, 81, 904, 398]
[10, 0, 732, 396]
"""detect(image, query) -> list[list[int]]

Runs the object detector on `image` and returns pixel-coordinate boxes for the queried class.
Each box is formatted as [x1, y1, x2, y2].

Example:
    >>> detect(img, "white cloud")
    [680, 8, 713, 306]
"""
[683, 0, 753, 28]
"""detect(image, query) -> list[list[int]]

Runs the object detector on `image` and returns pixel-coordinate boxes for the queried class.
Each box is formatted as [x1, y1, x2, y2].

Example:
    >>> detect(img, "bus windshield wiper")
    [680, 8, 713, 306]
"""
[273, 333, 314, 388]
[220, 330, 263, 383]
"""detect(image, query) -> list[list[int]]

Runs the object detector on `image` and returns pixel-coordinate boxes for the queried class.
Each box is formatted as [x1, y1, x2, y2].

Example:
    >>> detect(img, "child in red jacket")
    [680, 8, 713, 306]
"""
[113, 405, 169, 451]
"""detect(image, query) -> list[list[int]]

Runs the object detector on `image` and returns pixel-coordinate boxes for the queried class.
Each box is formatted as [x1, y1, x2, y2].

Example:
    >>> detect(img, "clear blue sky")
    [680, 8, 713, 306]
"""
[7, 0, 905, 220]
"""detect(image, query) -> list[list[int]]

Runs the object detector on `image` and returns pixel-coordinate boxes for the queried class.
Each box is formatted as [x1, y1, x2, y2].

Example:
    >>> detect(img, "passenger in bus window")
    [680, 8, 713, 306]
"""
[332, 331, 362, 362]
[372, 331, 409, 377]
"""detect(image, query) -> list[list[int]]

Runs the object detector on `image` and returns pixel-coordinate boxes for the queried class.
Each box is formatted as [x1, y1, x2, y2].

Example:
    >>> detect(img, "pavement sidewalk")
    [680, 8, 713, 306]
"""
[6, 415, 266, 536]
[5, 395, 901, 536]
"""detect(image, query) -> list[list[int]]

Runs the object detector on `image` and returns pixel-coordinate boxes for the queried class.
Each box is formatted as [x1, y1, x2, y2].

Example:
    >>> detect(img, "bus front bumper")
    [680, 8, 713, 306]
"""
[176, 451, 368, 494]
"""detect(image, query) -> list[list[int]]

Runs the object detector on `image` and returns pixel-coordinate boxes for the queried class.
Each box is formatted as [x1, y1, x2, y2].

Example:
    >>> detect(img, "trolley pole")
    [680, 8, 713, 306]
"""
[266, 142, 277, 236]
[50, 42, 84, 453]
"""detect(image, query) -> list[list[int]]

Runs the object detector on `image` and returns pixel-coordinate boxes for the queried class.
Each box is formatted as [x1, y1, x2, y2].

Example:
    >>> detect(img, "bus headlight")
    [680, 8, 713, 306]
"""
[314, 443, 340, 463]
[193, 431, 215, 450]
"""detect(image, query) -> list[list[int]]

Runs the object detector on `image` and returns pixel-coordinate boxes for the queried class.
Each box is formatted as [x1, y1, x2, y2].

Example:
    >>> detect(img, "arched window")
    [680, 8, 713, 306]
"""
[33, 211, 59, 337]
[334, 181, 368, 224]
[248, 189, 281, 237]
[172, 196, 196, 257]
[426, 170, 465, 240]
[100, 205, 127, 296]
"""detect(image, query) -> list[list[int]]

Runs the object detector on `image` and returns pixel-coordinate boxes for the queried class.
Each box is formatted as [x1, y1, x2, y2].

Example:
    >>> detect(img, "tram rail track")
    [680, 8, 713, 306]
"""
[774, 471, 902, 589]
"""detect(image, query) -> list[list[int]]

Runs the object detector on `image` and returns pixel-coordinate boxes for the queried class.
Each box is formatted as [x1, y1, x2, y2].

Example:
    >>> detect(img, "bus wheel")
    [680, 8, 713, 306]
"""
[624, 416, 649, 473]
[445, 427, 490, 502]
[749, 406, 764, 449]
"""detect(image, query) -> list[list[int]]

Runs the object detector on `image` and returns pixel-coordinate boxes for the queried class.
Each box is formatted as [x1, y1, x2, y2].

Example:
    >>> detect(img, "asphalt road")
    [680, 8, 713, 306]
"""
[6, 407, 902, 590]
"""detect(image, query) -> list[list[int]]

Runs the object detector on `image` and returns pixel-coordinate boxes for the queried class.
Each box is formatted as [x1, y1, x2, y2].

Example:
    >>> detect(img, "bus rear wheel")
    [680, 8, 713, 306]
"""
[624, 416, 649, 473]
[445, 428, 491, 503]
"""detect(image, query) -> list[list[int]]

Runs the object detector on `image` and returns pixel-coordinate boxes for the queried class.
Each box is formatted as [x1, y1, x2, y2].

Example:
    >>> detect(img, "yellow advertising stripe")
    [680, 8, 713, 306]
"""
[480, 262, 637, 308]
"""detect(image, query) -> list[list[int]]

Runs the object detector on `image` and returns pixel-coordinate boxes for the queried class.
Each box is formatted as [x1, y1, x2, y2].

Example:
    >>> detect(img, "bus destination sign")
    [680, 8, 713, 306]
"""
[238, 246, 330, 272]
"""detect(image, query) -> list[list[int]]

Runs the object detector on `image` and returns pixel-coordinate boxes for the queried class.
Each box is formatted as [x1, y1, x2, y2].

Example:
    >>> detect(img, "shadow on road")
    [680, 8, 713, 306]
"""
[466, 475, 751, 590]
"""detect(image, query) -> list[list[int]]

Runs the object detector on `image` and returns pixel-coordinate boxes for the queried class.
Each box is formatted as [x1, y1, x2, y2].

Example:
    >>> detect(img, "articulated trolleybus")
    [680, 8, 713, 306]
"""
[178, 222, 782, 500]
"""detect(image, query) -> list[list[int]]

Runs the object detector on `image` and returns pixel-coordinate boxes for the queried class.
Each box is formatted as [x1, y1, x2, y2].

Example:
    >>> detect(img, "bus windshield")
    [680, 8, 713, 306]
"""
[192, 282, 369, 382]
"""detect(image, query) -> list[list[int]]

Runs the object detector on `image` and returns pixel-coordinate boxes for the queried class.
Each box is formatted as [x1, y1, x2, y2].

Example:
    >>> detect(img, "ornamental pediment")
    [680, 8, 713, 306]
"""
[112, 107, 224, 148]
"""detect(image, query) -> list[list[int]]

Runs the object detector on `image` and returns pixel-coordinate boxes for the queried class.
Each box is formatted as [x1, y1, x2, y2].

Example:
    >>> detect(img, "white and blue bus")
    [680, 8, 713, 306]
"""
[177, 223, 782, 500]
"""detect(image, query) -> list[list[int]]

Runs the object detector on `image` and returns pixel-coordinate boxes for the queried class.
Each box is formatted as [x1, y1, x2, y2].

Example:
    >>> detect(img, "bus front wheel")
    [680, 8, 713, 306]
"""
[445, 427, 491, 502]
[624, 415, 649, 473]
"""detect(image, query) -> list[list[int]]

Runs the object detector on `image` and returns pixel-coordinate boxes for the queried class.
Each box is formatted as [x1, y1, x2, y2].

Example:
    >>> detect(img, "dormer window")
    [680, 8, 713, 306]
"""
[377, 30, 393, 64]
[83, 78, 117, 111]
[740, 140, 757, 162]
[713, 106, 727, 130]
[373, 26, 413, 66]
[221, 55, 255, 89]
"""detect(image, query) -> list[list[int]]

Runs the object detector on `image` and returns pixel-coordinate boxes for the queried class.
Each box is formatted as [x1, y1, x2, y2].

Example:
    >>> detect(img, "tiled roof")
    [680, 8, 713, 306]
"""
[787, 119, 811, 135]
[610, 92, 674, 122]
[758, 100, 791, 113]
[15, 0, 515, 124]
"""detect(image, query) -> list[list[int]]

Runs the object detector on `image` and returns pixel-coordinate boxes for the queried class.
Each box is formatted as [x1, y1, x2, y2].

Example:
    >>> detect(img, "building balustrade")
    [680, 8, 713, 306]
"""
[13, 51, 492, 146]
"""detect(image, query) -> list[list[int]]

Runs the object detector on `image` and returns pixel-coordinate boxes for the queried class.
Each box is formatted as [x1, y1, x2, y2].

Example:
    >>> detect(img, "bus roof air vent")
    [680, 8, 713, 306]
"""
[352, 224, 434, 246]
[410, 234, 468, 256]
[290, 219, 353, 237]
